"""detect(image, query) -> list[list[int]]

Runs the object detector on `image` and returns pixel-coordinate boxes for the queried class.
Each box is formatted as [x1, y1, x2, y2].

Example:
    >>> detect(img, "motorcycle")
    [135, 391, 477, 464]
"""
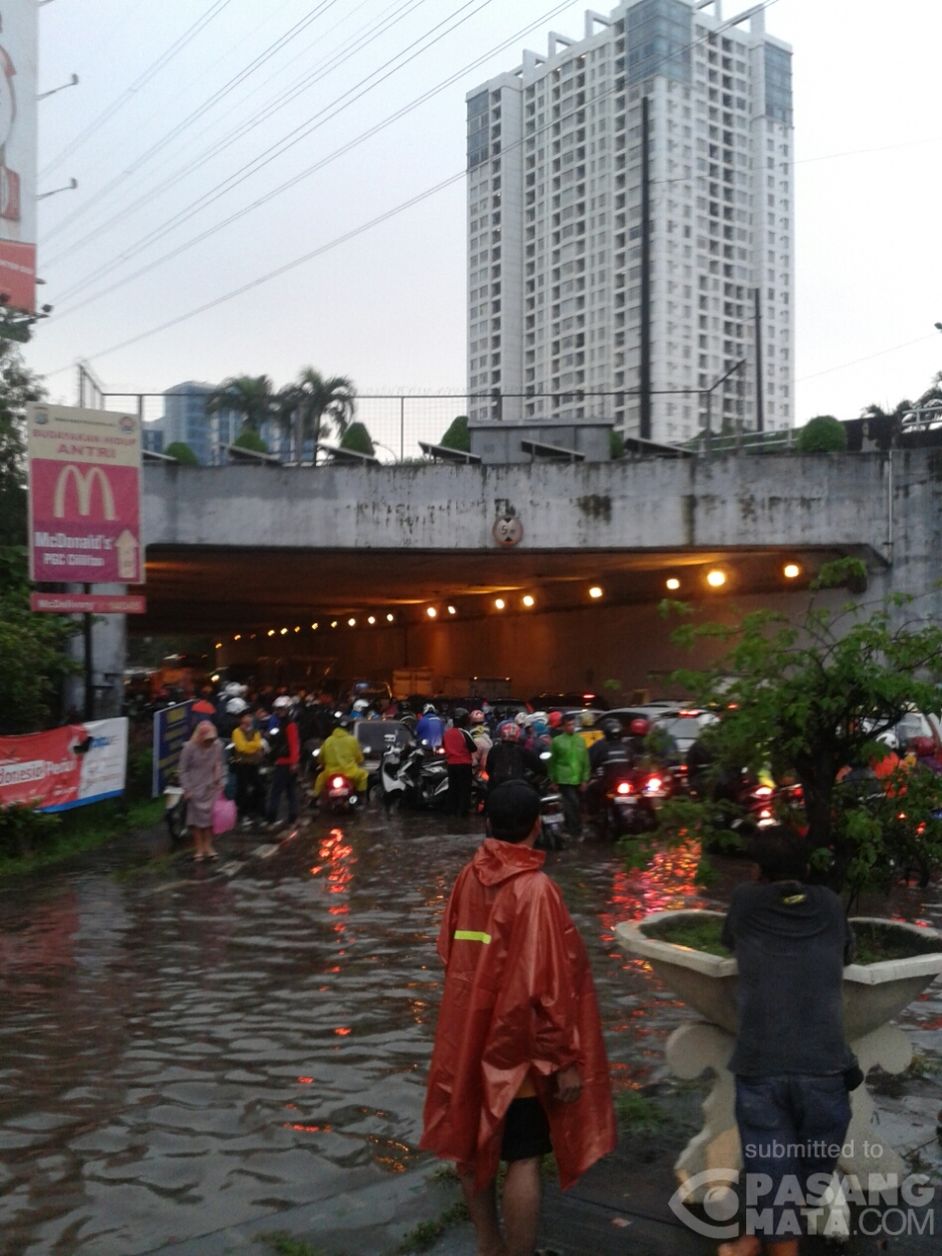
[163, 775, 188, 844]
[324, 771, 362, 814]
[378, 739, 450, 810]
[537, 788, 567, 850]
[588, 762, 670, 838]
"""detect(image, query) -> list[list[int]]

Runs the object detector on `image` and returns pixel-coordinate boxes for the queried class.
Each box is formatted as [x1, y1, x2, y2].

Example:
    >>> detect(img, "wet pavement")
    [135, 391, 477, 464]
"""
[1, 809, 941, 1254]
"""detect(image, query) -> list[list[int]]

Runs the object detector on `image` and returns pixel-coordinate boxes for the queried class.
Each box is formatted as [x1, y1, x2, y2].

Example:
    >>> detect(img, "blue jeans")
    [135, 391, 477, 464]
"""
[735, 1073, 851, 1240]
[266, 765, 298, 823]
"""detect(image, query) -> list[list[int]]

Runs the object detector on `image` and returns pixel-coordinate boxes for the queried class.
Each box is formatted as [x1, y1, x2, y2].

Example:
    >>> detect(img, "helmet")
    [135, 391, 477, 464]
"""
[352, 699, 369, 712]
[629, 717, 650, 737]
[528, 711, 548, 727]
[470, 709, 485, 725]
[453, 708, 469, 726]
[498, 720, 520, 741]
[514, 711, 528, 726]
[910, 735, 936, 759]
[602, 717, 622, 741]
[273, 695, 292, 711]
[548, 710, 563, 728]
[423, 704, 437, 715]
[580, 711, 595, 729]
[226, 697, 248, 716]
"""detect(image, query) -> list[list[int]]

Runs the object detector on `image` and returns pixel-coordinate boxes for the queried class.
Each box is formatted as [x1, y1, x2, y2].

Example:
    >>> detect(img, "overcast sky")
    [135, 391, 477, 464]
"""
[25, 0, 942, 422]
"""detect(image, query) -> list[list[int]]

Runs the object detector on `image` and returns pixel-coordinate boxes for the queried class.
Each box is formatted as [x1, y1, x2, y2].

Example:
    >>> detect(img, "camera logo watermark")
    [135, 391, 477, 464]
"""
[668, 1166, 936, 1242]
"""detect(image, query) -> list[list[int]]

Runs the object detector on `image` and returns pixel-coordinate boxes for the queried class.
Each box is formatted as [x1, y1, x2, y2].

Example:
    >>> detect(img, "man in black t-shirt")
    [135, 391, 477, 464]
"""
[719, 827, 855, 1256]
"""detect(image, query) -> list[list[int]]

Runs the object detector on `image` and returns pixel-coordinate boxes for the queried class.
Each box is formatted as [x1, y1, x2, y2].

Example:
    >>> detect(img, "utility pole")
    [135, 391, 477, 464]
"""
[754, 287, 764, 432]
[639, 95, 652, 441]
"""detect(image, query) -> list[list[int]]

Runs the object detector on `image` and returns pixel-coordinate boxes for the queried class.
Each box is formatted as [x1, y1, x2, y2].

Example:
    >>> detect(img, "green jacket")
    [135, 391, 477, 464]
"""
[549, 731, 590, 786]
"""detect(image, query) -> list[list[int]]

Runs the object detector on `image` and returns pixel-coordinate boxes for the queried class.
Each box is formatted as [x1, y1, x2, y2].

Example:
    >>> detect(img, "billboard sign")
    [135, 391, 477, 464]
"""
[27, 403, 143, 584]
[0, 718, 128, 812]
[0, 2, 37, 313]
[152, 701, 194, 796]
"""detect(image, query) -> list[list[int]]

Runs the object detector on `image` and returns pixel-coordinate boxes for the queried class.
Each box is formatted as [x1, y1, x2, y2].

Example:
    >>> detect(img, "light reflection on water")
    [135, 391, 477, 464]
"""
[0, 812, 939, 1253]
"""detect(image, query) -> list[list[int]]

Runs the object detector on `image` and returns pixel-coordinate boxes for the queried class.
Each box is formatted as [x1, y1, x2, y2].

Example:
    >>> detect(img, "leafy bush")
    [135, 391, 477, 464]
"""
[439, 414, 470, 453]
[796, 415, 846, 453]
[0, 805, 60, 860]
[164, 441, 200, 465]
[232, 426, 269, 454]
[0, 549, 79, 733]
[339, 421, 375, 456]
[610, 429, 625, 459]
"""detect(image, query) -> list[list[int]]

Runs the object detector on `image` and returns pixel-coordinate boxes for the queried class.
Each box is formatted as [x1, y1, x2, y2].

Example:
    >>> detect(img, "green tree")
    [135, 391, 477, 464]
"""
[0, 340, 44, 545]
[206, 374, 277, 442]
[658, 560, 942, 905]
[283, 368, 356, 462]
[439, 414, 470, 453]
[164, 441, 199, 465]
[232, 426, 269, 454]
[796, 415, 846, 453]
[339, 421, 375, 457]
[0, 549, 79, 734]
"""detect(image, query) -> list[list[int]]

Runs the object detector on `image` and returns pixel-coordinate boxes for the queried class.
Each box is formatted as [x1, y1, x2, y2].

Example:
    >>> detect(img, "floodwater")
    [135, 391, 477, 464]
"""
[1, 811, 940, 1254]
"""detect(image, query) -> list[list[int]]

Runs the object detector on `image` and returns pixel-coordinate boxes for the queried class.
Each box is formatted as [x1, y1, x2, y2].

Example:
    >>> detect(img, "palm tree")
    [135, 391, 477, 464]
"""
[206, 375, 277, 446]
[291, 368, 356, 462]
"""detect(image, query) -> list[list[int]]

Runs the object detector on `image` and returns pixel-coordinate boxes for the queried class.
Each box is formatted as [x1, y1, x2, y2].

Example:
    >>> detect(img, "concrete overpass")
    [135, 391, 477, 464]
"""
[81, 448, 935, 711]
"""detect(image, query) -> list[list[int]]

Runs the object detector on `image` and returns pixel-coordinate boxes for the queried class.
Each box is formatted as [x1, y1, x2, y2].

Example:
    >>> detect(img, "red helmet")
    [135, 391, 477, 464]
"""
[629, 717, 650, 736]
[498, 720, 520, 741]
[910, 735, 936, 759]
[548, 710, 563, 728]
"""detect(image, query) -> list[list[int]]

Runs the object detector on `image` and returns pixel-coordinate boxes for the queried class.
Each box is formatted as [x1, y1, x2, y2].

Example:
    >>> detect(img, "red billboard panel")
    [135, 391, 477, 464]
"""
[0, 5, 38, 314]
[30, 593, 146, 614]
[27, 404, 143, 584]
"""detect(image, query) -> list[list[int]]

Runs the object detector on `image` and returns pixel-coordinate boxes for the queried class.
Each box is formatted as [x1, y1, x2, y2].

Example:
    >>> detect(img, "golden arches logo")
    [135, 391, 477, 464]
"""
[53, 465, 116, 520]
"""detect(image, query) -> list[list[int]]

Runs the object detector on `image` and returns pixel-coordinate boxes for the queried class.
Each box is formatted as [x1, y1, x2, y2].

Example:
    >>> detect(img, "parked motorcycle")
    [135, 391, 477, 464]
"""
[378, 739, 450, 810]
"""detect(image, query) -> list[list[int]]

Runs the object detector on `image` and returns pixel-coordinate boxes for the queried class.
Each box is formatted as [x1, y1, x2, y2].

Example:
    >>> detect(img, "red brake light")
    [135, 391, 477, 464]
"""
[646, 775, 663, 791]
[616, 781, 632, 795]
[331, 776, 345, 788]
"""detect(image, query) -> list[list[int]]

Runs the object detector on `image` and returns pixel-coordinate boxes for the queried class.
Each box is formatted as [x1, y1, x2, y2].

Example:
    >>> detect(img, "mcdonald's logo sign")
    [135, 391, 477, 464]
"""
[53, 465, 117, 520]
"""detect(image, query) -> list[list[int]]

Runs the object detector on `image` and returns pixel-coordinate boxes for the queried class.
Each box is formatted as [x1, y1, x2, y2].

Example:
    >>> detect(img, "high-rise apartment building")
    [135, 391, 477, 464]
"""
[466, 0, 793, 443]
[163, 382, 241, 465]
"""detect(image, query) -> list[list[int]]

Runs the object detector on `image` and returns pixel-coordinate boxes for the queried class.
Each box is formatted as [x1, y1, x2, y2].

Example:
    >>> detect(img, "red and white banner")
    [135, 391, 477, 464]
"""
[0, 718, 128, 812]
[0, 2, 38, 313]
[28, 404, 143, 584]
[30, 592, 147, 614]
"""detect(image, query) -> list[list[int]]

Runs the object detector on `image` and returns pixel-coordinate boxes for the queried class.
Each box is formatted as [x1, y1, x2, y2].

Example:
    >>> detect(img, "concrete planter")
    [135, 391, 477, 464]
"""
[615, 910, 942, 1199]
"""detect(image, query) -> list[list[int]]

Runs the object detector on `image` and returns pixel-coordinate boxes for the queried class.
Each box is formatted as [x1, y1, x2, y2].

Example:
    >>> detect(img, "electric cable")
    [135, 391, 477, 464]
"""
[45, 0, 433, 272]
[45, 0, 782, 373]
[39, 0, 235, 180]
[43, 0, 344, 244]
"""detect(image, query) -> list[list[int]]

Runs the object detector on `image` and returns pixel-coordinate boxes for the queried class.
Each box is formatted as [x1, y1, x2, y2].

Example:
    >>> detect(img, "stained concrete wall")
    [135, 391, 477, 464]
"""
[143, 451, 922, 557]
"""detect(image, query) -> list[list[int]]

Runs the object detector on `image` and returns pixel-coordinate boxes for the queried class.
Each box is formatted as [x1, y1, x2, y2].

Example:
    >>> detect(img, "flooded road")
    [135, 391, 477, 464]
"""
[1, 811, 940, 1254]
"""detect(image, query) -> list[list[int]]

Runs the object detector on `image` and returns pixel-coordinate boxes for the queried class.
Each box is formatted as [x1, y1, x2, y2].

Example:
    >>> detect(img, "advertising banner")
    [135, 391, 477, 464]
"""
[27, 403, 143, 584]
[0, 718, 128, 812]
[152, 701, 194, 797]
[30, 592, 147, 614]
[0, 2, 38, 313]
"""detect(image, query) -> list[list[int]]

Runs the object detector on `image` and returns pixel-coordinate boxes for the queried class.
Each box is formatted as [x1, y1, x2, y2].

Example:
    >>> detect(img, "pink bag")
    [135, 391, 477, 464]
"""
[211, 795, 237, 835]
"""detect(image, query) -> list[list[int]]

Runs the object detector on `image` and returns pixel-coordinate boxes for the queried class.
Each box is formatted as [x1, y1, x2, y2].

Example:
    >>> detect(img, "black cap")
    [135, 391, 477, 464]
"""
[486, 781, 541, 842]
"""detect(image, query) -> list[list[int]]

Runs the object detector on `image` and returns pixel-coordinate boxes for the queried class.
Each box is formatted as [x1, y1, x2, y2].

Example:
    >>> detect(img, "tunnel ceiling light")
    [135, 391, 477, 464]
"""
[214, 641, 222, 648]
[447, 605, 457, 615]
[386, 612, 395, 623]
[426, 606, 438, 619]
[347, 617, 357, 627]
[367, 615, 376, 625]
[294, 625, 301, 633]
[494, 597, 506, 610]
[280, 627, 288, 635]
[522, 594, 535, 608]
[665, 577, 681, 592]
[233, 633, 241, 641]
[330, 620, 338, 628]
[588, 585, 604, 599]
[311, 622, 319, 630]
[210, 672, 220, 683]
[267, 629, 275, 637]
[706, 568, 727, 589]
[783, 562, 802, 580]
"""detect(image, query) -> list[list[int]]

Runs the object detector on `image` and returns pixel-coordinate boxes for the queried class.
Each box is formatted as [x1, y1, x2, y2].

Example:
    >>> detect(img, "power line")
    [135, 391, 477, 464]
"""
[43, 0, 345, 245]
[38, 0, 235, 180]
[796, 335, 941, 384]
[46, 0, 782, 373]
[44, 0, 417, 266]
[46, 0, 434, 281]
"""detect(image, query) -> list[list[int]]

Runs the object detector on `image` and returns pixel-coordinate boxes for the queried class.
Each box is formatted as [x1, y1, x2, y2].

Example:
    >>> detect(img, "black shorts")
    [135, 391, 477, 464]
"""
[500, 1097, 552, 1162]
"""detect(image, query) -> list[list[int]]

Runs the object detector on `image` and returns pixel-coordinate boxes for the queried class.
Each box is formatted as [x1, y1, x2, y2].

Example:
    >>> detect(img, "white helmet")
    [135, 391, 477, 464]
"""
[226, 697, 248, 715]
[528, 711, 548, 727]
[423, 704, 437, 715]
[514, 711, 528, 726]
[223, 682, 245, 698]
[353, 698, 369, 712]
[273, 695, 292, 711]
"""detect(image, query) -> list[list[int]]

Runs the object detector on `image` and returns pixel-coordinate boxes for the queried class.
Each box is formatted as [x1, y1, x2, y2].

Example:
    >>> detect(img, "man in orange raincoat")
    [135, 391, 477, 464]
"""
[421, 781, 615, 1256]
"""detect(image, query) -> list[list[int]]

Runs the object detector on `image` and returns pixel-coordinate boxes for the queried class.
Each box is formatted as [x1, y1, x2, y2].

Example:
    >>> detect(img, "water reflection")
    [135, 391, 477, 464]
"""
[0, 813, 939, 1253]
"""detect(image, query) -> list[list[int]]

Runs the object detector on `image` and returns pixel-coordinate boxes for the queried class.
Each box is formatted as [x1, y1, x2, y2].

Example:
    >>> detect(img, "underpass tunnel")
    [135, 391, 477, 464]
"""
[130, 543, 869, 700]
